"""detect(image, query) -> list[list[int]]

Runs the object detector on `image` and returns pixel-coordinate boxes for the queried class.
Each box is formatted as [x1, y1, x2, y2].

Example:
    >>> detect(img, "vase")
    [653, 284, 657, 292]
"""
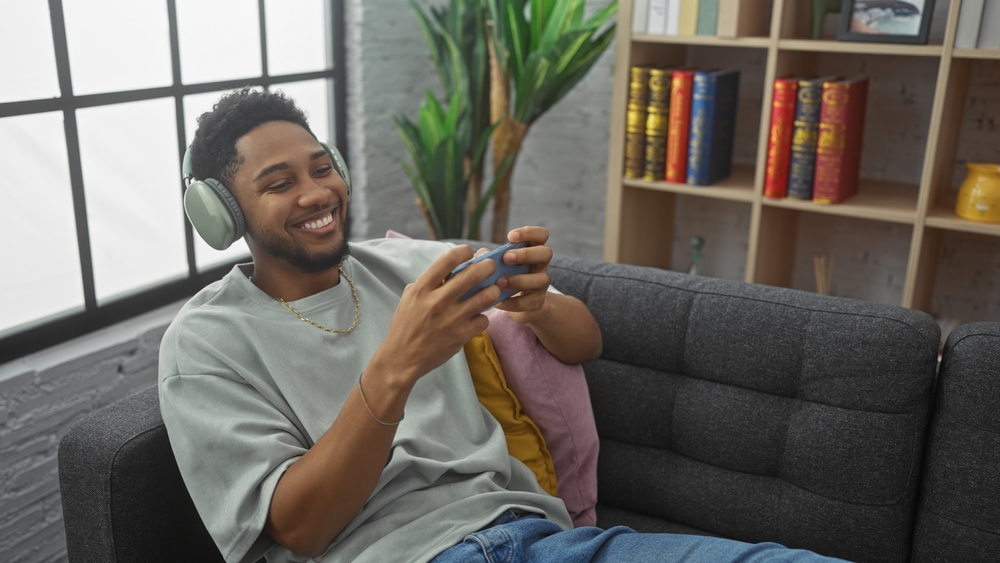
[955, 163, 1000, 223]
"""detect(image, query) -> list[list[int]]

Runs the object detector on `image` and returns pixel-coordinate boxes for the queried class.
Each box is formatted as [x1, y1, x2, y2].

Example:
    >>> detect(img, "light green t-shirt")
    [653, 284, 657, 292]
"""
[158, 237, 572, 563]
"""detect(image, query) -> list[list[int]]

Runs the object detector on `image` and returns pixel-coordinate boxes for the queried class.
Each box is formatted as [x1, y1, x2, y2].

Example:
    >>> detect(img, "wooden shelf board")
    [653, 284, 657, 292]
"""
[761, 179, 918, 224]
[632, 33, 770, 49]
[952, 48, 1000, 60]
[926, 207, 1000, 237]
[622, 164, 756, 203]
[778, 39, 942, 57]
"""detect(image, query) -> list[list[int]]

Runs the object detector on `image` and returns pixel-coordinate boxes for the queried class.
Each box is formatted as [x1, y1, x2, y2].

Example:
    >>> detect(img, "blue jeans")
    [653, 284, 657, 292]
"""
[429, 510, 850, 563]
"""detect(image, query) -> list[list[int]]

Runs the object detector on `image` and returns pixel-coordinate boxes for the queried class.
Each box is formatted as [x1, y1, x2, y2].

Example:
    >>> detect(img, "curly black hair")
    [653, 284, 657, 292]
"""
[189, 88, 315, 187]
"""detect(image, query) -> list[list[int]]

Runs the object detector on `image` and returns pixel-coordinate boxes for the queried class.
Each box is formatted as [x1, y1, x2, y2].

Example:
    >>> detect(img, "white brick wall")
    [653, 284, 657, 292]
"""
[0, 302, 181, 562]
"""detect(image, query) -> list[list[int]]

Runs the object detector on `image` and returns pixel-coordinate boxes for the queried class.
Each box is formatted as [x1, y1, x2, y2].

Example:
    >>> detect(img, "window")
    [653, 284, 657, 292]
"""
[0, 0, 347, 362]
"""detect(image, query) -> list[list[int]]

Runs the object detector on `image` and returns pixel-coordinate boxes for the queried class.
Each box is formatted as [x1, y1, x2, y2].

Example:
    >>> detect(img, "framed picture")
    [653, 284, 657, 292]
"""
[837, 0, 935, 44]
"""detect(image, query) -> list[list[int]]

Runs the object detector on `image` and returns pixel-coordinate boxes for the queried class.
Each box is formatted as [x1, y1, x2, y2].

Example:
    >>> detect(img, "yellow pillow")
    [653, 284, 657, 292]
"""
[464, 331, 558, 497]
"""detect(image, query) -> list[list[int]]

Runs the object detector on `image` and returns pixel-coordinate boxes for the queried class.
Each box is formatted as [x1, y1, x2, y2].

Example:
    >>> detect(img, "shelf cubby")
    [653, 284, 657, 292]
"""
[605, 0, 996, 323]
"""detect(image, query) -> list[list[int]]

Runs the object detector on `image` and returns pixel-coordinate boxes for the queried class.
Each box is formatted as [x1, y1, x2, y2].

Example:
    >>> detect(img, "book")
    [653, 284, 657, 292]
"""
[763, 77, 799, 198]
[686, 69, 740, 186]
[696, 0, 719, 35]
[955, 0, 985, 49]
[632, 0, 651, 34]
[642, 67, 674, 181]
[979, 0, 1000, 49]
[647, 0, 669, 34]
[787, 76, 836, 200]
[666, 68, 696, 183]
[678, 0, 700, 35]
[716, 0, 767, 37]
[666, 0, 682, 34]
[813, 77, 869, 204]
[625, 66, 651, 178]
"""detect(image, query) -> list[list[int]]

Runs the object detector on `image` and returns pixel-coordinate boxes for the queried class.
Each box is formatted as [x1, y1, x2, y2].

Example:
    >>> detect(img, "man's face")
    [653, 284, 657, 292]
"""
[229, 121, 349, 273]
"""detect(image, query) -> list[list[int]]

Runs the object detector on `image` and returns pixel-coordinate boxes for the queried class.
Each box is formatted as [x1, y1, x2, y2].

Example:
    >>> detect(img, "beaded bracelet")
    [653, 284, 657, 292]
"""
[357, 372, 404, 426]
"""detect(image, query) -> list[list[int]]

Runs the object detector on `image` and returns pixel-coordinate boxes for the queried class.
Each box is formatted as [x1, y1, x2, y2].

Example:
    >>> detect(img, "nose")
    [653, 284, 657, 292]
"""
[297, 175, 331, 208]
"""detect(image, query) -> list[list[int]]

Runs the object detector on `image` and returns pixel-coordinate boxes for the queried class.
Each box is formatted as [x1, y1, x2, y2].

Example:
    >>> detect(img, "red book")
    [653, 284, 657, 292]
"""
[665, 69, 696, 183]
[763, 78, 799, 198]
[813, 77, 869, 204]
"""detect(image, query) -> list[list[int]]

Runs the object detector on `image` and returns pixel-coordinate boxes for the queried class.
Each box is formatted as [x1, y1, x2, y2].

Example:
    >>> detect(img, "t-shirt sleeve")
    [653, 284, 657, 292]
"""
[159, 332, 309, 563]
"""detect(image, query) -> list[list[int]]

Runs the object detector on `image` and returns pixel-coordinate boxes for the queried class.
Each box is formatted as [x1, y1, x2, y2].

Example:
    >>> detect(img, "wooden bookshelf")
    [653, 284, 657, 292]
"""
[604, 0, 1000, 320]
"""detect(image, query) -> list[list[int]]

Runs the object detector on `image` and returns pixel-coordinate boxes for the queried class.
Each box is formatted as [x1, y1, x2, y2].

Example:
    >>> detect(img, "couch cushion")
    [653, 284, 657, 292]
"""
[484, 308, 600, 528]
[911, 322, 1000, 562]
[547, 256, 939, 563]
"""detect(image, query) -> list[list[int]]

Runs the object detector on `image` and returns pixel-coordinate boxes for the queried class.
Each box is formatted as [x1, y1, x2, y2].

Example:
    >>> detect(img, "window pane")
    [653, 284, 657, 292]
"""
[265, 0, 329, 76]
[76, 98, 188, 303]
[182, 90, 253, 271]
[273, 79, 331, 143]
[0, 113, 84, 334]
[63, 0, 172, 96]
[0, 2, 60, 103]
[177, 0, 261, 85]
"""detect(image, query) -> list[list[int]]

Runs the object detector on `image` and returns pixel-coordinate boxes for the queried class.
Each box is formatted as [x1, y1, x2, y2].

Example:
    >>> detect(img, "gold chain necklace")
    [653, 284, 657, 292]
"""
[275, 265, 360, 334]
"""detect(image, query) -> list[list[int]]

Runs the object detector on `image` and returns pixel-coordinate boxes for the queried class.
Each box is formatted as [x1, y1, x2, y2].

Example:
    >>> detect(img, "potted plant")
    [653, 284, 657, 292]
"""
[484, 0, 617, 242]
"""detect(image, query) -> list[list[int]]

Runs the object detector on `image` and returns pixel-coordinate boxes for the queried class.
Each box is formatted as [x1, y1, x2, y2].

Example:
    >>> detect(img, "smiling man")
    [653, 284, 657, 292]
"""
[158, 89, 846, 563]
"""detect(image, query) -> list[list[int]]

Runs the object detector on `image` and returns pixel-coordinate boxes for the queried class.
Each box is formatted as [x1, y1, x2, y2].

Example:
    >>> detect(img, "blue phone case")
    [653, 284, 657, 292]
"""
[449, 242, 530, 307]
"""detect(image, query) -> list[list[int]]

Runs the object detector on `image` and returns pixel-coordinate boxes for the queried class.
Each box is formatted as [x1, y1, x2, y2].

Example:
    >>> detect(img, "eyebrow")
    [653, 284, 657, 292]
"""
[252, 149, 331, 182]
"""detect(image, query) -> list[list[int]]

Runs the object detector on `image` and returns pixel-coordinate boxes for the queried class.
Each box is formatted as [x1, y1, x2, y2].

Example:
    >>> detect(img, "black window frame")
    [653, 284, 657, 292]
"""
[0, 0, 348, 364]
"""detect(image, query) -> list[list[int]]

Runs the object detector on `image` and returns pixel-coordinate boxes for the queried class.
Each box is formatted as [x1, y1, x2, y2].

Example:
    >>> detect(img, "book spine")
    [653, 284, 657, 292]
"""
[665, 70, 694, 183]
[705, 71, 739, 185]
[678, 0, 700, 35]
[764, 78, 799, 198]
[666, 0, 682, 34]
[632, 0, 651, 34]
[978, 0, 1000, 49]
[686, 72, 715, 185]
[696, 0, 718, 35]
[716, 0, 738, 37]
[647, 0, 669, 35]
[787, 79, 824, 200]
[955, 0, 985, 49]
[642, 68, 672, 181]
[624, 67, 650, 178]
[813, 79, 868, 204]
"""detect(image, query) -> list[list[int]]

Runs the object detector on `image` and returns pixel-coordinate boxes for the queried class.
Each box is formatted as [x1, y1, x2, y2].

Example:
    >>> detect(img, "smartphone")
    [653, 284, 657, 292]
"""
[448, 242, 530, 307]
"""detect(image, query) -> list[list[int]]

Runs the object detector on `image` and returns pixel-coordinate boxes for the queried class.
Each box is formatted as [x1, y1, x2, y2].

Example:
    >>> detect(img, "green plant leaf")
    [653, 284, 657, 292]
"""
[400, 159, 444, 239]
[468, 152, 515, 238]
[540, 25, 615, 115]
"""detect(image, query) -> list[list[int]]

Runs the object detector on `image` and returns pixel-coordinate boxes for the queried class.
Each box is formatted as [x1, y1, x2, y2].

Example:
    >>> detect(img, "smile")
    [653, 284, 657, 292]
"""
[300, 212, 334, 230]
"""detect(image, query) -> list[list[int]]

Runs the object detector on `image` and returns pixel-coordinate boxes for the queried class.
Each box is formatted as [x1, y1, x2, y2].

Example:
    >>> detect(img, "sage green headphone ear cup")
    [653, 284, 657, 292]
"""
[183, 178, 246, 250]
[322, 142, 351, 201]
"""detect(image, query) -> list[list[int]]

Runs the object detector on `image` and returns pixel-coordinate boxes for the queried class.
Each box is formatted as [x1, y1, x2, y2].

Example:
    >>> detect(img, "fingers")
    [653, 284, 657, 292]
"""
[497, 271, 549, 293]
[507, 226, 549, 246]
[416, 244, 475, 288]
[501, 244, 553, 271]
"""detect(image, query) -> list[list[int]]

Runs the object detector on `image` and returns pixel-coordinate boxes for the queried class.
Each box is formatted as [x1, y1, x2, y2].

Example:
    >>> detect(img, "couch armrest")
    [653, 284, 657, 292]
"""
[58, 385, 222, 563]
[912, 322, 1000, 561]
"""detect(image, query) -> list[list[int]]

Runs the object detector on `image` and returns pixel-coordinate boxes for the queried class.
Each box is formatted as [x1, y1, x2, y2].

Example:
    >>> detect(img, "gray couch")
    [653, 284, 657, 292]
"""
[58, 255, 1000, 562]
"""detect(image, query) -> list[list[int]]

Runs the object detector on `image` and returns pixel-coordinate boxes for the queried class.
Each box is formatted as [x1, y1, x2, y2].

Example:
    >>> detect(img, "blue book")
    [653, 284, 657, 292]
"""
[686, 69, 740, 186]
[787, 76, 837, 200]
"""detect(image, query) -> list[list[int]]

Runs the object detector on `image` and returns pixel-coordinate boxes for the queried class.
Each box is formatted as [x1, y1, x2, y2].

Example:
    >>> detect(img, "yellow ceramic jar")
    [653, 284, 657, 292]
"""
[955, 163, 1000, 223]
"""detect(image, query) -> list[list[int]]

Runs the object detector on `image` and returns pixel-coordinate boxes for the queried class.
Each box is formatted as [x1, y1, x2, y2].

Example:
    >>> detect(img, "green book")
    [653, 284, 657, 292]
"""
[696, 0, 718, 35]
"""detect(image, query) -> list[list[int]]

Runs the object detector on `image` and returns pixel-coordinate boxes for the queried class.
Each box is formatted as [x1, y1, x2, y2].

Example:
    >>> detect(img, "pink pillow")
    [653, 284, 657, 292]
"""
[483, 309, 599, 528]
[385, 230, 600, 527]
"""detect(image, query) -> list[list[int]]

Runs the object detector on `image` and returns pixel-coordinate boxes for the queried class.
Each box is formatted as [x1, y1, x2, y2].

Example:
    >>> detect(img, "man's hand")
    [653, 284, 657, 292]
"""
[491, 226, 554, 325]
[482, 226, 603, 365]
[370, 245, 500, 386]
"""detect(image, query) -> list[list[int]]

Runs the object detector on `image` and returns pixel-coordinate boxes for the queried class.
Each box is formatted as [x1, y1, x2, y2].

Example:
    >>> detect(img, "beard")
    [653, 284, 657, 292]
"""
[247, 209, 352, 273]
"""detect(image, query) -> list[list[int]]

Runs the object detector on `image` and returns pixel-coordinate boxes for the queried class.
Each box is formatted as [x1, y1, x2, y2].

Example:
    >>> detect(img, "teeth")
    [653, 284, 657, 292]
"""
[301, 213, 333, 230]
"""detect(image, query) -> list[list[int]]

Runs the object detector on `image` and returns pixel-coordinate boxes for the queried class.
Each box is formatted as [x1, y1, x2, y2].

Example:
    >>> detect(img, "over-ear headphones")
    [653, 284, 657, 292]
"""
[181, 141, 352, 250]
